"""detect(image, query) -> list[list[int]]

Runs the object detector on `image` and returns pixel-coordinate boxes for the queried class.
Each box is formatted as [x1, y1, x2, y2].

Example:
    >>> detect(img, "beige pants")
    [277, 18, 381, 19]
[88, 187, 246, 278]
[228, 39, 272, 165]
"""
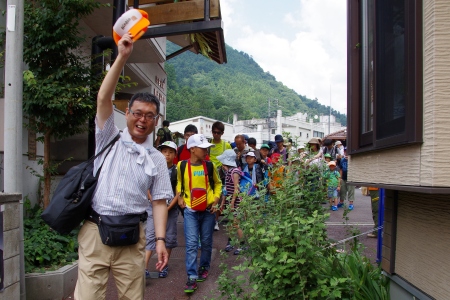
[74, 221, 145, 300]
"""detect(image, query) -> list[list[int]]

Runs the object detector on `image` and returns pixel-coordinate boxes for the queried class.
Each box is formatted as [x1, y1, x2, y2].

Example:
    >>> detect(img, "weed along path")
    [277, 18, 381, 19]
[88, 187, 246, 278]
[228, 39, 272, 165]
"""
[64, 188, 377, 299]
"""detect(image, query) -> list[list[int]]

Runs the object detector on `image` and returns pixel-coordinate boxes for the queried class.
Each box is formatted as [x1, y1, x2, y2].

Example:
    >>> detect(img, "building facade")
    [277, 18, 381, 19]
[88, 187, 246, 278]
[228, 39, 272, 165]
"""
[347, 1, 450, 299]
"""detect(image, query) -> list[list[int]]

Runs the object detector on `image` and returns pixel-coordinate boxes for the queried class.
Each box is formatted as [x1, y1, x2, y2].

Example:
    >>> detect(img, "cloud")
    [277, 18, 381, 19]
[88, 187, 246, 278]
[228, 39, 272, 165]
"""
[220, 0, 347, 114]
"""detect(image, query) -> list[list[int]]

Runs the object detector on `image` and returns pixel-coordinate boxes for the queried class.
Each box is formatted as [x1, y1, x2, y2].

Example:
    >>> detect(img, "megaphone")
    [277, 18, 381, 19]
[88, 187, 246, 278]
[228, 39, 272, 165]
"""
[113, 9, 150, 45]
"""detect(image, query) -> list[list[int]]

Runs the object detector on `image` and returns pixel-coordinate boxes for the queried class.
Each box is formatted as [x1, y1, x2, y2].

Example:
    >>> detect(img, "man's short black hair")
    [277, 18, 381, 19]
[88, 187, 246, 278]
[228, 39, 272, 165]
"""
[128, 92, 160, 114]
[163, 120, 170, 127]
[184, 124, 198, 134]
[248, 137, 257, 146]
[212, 121, 225, 132]
[323, 139, 333, 146]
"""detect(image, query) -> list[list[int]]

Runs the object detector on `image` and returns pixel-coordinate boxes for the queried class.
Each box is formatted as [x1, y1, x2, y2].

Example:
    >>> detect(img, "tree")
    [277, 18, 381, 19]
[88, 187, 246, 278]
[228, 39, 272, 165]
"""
[22, 0, 103, 208]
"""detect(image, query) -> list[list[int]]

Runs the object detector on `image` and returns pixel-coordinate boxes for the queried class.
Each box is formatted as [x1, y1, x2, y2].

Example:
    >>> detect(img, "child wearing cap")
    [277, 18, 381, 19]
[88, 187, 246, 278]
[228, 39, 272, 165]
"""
[243, 152, 264, 195]
[177, 134, 222, 294]
[324, 161, 341, 211]
[145, 141, 179, 279]
[216, 150, 243, 254]
[259, 144, 273, 171]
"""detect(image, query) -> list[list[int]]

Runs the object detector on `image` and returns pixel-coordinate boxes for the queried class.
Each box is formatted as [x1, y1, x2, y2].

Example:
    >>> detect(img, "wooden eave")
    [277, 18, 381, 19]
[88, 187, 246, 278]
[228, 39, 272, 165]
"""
[324, 129, 347, 140]
[128, 0, 227, 64]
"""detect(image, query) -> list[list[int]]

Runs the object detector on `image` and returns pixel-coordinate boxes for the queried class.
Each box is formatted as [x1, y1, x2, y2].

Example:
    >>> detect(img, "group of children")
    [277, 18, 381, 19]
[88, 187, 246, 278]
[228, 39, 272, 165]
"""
[145, 128, 275, 294]
[145, 132, 353, 294]
[322, 146, 353, 212]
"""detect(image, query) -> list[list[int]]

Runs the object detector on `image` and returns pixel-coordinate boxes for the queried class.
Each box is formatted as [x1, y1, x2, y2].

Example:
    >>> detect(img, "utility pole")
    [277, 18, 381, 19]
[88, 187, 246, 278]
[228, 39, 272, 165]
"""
[329, 85, 331, 135]
[4, 0, 25, 299]
[267, 98, 271, 142]
[267, 99, 278, 142]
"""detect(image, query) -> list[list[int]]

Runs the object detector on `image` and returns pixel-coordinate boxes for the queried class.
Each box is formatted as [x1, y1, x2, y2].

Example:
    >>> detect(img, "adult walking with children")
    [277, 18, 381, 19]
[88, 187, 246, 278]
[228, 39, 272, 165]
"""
[74, 33, 173, 300]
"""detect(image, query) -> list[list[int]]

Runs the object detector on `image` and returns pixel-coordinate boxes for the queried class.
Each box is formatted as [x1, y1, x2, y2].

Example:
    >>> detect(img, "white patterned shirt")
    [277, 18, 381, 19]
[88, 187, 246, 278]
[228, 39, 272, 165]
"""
[92, 113, 173, 216]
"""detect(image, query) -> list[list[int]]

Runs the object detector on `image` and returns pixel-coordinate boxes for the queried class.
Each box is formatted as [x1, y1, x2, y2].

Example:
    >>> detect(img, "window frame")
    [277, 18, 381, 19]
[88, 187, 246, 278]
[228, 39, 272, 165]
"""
[347, 0, 423, 154]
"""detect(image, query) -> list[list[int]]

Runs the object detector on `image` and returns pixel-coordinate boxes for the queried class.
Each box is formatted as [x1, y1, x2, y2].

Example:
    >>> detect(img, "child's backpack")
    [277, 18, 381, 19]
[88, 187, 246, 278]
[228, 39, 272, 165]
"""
[160, 128, 173, 144]
[340, 157, 348, 172]
[237, 171, 258, 196]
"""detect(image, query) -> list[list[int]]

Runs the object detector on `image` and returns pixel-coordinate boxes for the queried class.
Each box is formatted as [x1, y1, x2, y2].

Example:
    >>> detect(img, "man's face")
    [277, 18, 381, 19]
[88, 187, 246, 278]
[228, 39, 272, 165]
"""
[184, 131, 196, 143]
[276, 141, 284, 149]
[235, 138, 246, 151]
[212, 129, 223, 141]
[125, 101, 159, 144]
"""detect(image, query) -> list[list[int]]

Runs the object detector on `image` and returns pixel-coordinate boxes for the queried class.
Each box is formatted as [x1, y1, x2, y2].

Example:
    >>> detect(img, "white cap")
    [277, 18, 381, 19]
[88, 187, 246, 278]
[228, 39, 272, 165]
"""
[158, 141, 177, 152]
[187, 134, 215, 149]
[244, 152, 256, 158]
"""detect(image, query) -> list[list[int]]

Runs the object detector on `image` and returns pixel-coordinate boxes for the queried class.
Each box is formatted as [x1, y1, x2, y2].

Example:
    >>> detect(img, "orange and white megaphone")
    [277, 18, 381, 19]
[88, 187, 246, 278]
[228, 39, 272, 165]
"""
[113, 9, 150, 45]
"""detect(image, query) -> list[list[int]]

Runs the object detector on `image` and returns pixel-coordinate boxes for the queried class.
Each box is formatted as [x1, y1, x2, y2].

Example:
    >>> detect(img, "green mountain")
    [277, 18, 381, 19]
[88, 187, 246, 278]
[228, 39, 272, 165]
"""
[166, 43, 347, 126]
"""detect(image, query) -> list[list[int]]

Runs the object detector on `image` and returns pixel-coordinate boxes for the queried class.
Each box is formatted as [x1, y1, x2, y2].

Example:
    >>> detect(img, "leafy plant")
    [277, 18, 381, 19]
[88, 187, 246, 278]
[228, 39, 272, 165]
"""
[23, 197, 79, 273]
[217, 150, 389, 299]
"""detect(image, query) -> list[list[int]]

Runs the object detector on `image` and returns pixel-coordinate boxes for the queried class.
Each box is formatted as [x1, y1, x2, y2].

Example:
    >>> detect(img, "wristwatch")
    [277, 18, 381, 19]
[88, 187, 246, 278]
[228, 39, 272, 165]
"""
[155, 237, 166, 243]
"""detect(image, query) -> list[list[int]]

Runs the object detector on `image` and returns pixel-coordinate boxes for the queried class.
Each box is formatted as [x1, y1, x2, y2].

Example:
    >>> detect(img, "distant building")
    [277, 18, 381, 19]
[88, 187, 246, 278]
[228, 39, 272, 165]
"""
[233, 110, 345, 147]
[170, 110, 345, 148]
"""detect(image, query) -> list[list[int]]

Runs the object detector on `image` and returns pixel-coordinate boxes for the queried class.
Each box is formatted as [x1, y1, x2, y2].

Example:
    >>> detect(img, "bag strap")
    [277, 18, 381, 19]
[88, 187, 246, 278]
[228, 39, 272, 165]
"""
[180, 160, 187, 196]
[93, 133, 121, 177]
[177, 144, 185, 161]
[206, 161, 215, 191]
[187, 160, 208, 193]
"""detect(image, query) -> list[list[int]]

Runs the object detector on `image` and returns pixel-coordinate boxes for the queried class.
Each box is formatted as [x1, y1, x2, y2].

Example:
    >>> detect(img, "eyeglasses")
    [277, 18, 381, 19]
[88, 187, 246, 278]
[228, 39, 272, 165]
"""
[212, 131, 223, 135]
[129, 109, 158, 122]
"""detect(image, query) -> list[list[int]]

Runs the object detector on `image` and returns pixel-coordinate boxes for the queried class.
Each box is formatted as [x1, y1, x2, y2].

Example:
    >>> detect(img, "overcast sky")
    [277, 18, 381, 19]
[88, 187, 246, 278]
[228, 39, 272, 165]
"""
[220, 0, 347, 114]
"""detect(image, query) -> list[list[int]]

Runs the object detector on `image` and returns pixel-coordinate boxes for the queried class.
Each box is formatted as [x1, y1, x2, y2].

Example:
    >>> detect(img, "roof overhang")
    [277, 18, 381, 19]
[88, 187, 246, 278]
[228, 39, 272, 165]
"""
[129, 0, 227, 64]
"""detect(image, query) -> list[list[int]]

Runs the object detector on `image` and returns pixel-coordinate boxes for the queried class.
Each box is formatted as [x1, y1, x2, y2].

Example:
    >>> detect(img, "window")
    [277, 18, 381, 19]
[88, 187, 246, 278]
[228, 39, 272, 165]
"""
[347, 0, 422, 153]
[271, 129, 276, 134]
[313, 131, 324, 138]
[299, 132, 302, 137]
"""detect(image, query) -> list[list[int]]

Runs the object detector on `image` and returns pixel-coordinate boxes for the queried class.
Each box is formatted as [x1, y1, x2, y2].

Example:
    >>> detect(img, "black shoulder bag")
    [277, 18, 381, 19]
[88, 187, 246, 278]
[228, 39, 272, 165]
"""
[41, 133, 120, 234]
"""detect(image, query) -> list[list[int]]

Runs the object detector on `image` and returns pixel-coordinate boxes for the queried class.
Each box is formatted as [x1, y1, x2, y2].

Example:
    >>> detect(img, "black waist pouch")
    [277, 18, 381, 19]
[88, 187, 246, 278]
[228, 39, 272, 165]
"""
[97, 212, 147, 247]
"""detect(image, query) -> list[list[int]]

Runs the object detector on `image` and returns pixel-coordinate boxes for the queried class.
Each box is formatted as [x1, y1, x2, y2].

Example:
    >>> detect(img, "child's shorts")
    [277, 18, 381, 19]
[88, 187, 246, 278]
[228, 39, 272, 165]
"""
[327, 187, 338, 198]
[145, 203, 178, 251]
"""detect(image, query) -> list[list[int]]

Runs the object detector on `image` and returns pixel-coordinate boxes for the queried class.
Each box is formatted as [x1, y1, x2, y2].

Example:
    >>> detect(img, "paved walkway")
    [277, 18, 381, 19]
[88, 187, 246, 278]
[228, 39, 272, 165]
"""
[66, 188, 377, 299]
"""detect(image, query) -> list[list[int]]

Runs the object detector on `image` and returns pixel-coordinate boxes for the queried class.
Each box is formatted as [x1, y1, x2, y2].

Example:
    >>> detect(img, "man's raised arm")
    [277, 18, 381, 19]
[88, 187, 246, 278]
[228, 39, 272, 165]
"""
[96, 33, 134, 129]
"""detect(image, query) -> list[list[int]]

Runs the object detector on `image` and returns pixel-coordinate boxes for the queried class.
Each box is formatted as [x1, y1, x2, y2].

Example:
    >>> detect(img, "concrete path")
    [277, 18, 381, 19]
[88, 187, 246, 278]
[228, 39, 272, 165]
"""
[66, 188, 378, 299]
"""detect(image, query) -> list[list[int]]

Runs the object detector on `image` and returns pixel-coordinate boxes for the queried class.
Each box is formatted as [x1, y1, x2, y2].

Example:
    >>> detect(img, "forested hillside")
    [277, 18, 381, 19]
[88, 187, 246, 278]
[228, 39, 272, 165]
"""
[166, 42, 347, 125]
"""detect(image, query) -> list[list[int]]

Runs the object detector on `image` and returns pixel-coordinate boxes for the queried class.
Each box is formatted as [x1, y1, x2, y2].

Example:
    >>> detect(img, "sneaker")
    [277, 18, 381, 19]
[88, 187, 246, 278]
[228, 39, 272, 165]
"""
[197, 267, 209, 282]
[337, 202, 344, 208]
[367, 233, 377, 238]
[184, 278, 197, 293]
[348, 204, 354, 210]
[233, 246, 247, 255]
[224, 243, 234, 252]
[145, 269, 150, 279]
[159, 265, 168, 278]
[214, 221, 220, 231]
[331, 206, 338, 211]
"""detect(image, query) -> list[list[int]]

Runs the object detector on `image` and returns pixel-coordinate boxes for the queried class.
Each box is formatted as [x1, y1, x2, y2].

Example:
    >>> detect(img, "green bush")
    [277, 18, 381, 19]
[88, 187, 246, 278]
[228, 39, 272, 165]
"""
[24, 199, 79, 273]
[217, 153, 389, 299]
